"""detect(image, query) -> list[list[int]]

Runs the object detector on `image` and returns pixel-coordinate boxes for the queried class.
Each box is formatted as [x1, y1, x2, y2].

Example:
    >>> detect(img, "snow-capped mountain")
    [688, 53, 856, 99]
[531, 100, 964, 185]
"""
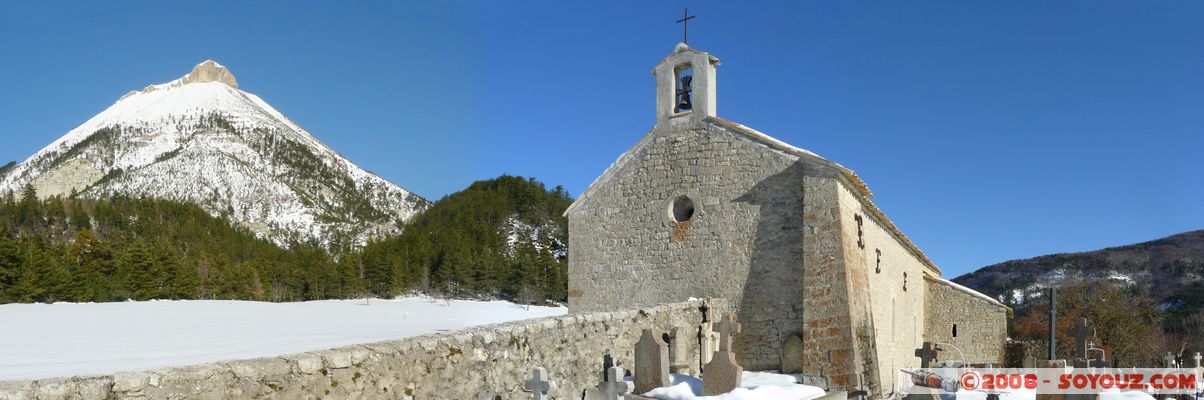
[0, 60, 429, 247]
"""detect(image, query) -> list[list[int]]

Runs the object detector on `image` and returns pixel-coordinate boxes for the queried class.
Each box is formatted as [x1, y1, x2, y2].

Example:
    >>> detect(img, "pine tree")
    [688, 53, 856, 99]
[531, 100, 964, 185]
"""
[170, 259, 200, 300]
[12, 241, 45, 302]
[66, 230, 112, 302]
[118, 239, 160, 301]
[17, 185, 40, 228]
[0, 228, 19, 302]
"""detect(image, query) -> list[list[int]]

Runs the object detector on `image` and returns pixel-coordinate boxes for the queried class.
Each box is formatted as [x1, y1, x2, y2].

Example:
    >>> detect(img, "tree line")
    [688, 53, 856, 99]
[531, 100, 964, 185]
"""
[0, 175, 570, 305]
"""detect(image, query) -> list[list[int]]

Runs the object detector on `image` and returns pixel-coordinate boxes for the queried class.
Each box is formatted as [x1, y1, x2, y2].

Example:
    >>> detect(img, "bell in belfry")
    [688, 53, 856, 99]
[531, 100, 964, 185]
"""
[676, 75, 693, 111]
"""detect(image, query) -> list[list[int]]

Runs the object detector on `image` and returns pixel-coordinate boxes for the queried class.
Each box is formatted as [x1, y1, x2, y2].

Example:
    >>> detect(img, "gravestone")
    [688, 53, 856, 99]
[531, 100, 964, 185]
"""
[701, 327, 720, 365]
[1036, 360, 1069, 400]
[1074, 318, 1095, 360]
[522, 367, 556, 400]
[781, 334, 804, 374]
[702, 314, 743, 395]
[1163, 353, 1178, 368]
[1193, 352, 1201, 368]
[669, 327, 691, 374]
[1086, 341, 1107, 368]
[715, 314, 741, 352]
[1023, 356, 1036, 369]
[583, 366, 634, 400]
[635, 329, 670, 394]
[914, 342, 939, 368]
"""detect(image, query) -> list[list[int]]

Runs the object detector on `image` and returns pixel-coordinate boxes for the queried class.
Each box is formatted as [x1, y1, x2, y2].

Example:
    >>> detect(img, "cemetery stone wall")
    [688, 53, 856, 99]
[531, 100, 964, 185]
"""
[0, 299, 726, 400]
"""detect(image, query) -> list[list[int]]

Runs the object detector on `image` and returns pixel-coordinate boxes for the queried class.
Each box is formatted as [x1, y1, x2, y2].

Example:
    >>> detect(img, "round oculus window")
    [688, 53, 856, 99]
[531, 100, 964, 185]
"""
[671, 195, 695, 223]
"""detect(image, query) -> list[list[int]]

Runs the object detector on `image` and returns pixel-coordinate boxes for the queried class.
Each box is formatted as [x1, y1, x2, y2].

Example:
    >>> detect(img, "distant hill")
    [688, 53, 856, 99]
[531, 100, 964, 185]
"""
[953, 230, 1204, 329]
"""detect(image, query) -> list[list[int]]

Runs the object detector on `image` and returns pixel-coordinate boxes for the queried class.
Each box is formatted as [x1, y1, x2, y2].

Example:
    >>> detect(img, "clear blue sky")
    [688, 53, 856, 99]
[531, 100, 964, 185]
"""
[2, 1, 1202, 277]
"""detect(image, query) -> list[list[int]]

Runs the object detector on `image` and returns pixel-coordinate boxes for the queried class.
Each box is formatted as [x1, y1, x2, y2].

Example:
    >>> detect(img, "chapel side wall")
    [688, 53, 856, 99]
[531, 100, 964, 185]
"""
[567, 118, 809, 370]
[923, 277, 1009, 365]
[834, 183, 931, 395]
[800, 174, 864, 391]
[0, 300, 726, 400]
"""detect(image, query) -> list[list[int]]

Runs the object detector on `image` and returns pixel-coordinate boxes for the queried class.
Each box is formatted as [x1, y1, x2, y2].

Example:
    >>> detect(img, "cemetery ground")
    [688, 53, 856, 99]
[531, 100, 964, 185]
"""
[0, 296, 565, 380]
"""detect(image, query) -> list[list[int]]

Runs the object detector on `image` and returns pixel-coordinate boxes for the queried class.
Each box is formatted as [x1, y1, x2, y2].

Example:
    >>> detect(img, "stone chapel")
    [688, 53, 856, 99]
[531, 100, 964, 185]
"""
[564, 43, 1010, 396]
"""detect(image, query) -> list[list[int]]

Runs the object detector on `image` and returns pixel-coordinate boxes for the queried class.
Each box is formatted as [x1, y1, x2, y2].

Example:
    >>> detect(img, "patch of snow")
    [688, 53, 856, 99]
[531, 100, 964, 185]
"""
[640, 372, 825, 400]
[1105, 271, 1135, 285]
[1098, 388, 1157, 400]
[0, 296, 565, 380]
[503, 215, 566, 259]
[1009, 289, 1025, 304]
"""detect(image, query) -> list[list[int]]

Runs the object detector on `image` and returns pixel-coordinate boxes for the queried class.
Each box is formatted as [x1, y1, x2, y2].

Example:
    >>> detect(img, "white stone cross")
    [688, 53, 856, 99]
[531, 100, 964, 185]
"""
[1194, 352, 1202, 368]
[596, 366, 634, 400]
[715, 313, 742, 352]
[523, 367, 556, 400]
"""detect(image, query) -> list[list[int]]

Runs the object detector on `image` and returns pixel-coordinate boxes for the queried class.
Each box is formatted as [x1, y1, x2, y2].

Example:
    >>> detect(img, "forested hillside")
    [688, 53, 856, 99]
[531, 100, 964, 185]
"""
[355, 175, 570, 303]
[0, 186, 354, 303]
[0, 175, 571, 305]
[954, 230, 1204, 365]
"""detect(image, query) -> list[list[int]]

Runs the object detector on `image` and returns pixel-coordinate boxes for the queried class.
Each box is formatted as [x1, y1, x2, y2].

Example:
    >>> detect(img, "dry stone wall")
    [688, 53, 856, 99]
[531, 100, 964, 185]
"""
[0, 299, 725, 400]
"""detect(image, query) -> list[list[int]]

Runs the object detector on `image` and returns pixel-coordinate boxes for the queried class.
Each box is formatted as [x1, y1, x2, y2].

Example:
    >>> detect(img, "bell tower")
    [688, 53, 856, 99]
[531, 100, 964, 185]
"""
[654, 43, 719, 124]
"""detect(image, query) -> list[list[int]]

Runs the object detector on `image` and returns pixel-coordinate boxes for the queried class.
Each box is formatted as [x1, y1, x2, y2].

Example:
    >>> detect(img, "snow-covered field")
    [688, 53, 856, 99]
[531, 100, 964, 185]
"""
[0, 297, 566, 380]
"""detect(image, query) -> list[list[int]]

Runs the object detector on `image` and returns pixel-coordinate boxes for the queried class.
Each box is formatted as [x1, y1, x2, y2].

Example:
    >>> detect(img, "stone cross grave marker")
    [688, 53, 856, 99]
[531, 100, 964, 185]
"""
[1087, 341, 1108, 368]
[716, 314, 741, 352]
[702, 313, 743, 396]
[1194, 352, 1202, 368]
[635, 329, 670, 394]
[522, 367, 556, 400]
[584, 366, 634, 400]
[915, 342, 939, 368]
[1075, 318, 1095, 360]
[781, 334, 804, 374]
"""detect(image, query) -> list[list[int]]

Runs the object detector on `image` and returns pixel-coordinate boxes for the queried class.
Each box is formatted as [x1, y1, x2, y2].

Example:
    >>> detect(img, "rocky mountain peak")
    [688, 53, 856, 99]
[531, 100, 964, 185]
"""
[181, 60, 238, 88]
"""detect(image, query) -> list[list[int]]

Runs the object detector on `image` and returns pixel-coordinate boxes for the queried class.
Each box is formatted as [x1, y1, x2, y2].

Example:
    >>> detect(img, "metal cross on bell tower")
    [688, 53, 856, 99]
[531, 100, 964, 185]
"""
[676, 8, 696, 44]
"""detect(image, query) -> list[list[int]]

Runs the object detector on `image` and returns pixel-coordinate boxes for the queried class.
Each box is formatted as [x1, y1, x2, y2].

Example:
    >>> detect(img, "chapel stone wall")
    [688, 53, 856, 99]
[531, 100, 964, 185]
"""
[923, 277, 1009, 365]
[834, 182, 934, 395]
[567, 117, 829, 370]
[799, 173, 864, 391]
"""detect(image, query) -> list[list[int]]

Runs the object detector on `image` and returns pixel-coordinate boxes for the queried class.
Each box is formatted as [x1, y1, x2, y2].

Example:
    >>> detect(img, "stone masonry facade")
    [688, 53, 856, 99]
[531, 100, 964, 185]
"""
[565, 43, 1010, 397]
[567, 117, 816, 372]
[0, 299, 726, 400]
